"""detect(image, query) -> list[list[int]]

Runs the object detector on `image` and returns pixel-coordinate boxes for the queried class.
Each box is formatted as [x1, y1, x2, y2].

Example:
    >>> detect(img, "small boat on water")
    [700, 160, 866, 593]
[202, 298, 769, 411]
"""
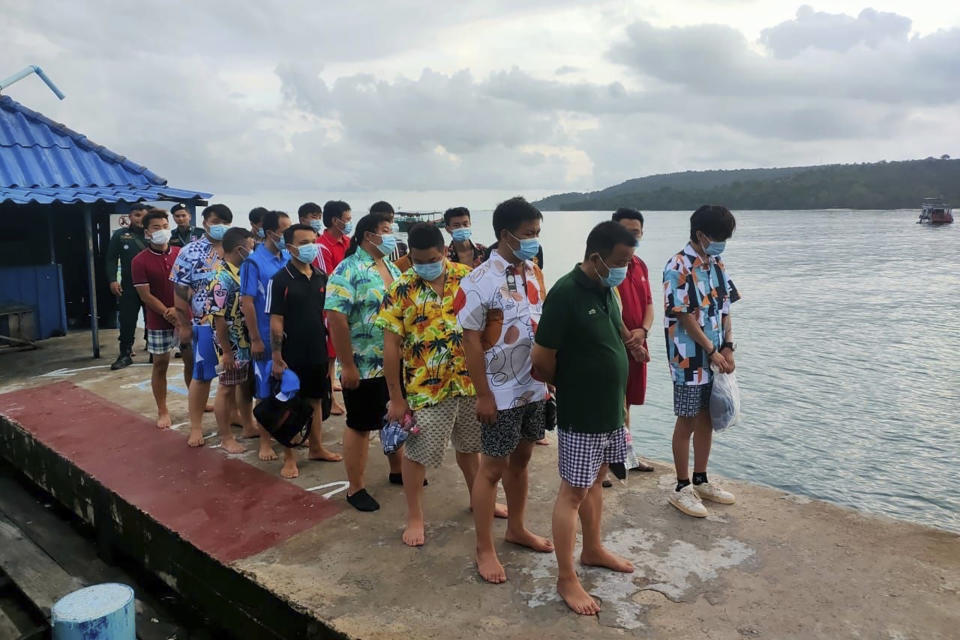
[395, 210, 443, 232]
[917, 198, 954, 224]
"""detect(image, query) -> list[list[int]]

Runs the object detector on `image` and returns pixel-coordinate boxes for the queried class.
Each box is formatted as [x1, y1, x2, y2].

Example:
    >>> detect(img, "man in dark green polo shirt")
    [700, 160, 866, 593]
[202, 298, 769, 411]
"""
[533, 221, 644, 616]
[169, 203, 203, 248]
[106, 202, 149, 370]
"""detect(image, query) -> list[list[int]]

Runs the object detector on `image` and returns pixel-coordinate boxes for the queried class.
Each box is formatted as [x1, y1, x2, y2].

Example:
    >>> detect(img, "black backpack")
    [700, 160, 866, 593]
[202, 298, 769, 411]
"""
[253, 379, 314, 448]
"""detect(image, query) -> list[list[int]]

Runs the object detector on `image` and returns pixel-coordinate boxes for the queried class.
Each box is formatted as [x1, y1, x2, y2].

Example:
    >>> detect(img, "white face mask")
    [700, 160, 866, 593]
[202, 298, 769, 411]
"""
[151, 229, 172, 245]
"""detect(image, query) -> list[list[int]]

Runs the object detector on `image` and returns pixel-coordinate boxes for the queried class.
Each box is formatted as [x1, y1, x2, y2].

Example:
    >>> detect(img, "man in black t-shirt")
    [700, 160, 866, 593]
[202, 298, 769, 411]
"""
[268, 224, 344, 478]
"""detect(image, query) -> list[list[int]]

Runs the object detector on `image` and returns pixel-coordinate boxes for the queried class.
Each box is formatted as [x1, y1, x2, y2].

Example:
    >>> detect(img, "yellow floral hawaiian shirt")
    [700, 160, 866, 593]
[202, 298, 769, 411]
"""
[375, 260, 475, 410]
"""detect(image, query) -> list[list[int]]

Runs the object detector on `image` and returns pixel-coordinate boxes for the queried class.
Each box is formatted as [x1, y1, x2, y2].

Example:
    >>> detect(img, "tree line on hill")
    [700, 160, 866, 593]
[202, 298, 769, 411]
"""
[532, 158, 959, 211]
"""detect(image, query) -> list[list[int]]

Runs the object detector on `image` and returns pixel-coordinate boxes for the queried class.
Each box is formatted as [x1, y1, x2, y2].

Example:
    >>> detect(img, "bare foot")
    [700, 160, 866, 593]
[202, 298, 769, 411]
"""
[258, 442, 278, 461]
[330, 401, 345, 416]
[535, 438, 550, 446]
[221, 437, 246, 455]
[505, 528, 554, 552]
[476, 548, 506, 584]
[241, 425, 259, 438]
[470, 503, 509, 519]
[156, 412, 172, 429]
[204, 404, 214, 413]
[402, 517, 425, 547]
[281, 459, 299, 478]
[187, 429, 205, 447]
[580, 546, 634, 573]
[557, 576, 600, 615]
[308, 447, 343, 462]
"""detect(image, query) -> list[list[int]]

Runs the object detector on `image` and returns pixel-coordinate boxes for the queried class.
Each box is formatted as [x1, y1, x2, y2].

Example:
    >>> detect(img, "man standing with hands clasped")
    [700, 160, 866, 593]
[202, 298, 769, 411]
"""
[532, 221, 640, 616]
[663, 205, 740, 518]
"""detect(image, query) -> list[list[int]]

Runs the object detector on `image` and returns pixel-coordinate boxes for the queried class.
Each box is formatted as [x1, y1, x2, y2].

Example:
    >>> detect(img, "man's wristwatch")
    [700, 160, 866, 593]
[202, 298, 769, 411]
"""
[721, 341, 736, 352]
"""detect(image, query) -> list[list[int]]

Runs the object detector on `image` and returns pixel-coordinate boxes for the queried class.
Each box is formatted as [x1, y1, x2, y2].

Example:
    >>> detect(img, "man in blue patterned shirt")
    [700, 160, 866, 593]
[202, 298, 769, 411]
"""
[663, 205, 740, 518]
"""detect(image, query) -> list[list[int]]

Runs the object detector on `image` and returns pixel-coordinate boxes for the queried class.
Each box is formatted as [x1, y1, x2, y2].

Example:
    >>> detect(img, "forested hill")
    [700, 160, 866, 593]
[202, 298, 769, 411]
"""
[532, 158, 960, 211]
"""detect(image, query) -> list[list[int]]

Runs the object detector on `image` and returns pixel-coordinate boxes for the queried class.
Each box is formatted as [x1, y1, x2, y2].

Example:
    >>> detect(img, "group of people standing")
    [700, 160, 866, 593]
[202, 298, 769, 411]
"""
[106, 196, 739, 615]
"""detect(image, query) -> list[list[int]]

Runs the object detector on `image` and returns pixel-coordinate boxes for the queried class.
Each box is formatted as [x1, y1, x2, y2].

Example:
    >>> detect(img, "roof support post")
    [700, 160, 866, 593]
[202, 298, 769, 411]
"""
[46, 207, 56, 264]
[82, 204, 100, 359]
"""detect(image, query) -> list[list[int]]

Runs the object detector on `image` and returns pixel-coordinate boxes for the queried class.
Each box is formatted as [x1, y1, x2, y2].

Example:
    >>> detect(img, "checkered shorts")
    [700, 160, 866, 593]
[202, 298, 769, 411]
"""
[405, 396, 482, 468]
[218, 360, 250, 386]
[673, 382, 713, 418]
[146, 329, 176, 355]
[557, 427, 627, 488]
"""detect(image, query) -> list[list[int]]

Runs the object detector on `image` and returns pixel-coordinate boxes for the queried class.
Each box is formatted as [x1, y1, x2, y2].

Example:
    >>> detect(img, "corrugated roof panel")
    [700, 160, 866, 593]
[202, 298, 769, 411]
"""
[0, 95, 210, 204]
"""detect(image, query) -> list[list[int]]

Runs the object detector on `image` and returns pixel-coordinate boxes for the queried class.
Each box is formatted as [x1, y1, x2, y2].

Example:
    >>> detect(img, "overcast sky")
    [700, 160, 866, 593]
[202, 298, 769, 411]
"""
[2, 1, 958, 210]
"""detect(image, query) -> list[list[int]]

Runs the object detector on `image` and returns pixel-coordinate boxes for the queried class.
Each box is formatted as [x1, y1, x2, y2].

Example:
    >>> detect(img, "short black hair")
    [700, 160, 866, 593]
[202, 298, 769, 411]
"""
[129, 202, 149, 213]
[222, 227, 252, 253]
[322, 200, 351, 227]
[584, 221, 637, 260]
[170, 203, 187, 214]
[612, 208, 644, 226]
[492, 197, 542, 241]
[284, 223, 316, 245]
[201, 203, 233, 223]
[143, 208, 168, 228]
[689, 205, 736, 244]
[369, 201, 394, 216]
[298, 202, 323, 220]
[249, 207, 268, 225]
[261, 210, 289, 233]
[444, 207, 470, 226]
[407, 222, 445, 251]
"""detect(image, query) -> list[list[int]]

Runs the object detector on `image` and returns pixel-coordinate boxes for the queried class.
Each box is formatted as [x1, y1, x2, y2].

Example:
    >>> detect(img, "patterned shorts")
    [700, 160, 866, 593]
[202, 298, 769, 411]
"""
[557, 427, 627, 488]
[673, 382, 713, 418]
[405, 396, 483, 468]
[218, 360, 250, 386]
[482, 401, 545, 459]
[146, 329, 176, 355]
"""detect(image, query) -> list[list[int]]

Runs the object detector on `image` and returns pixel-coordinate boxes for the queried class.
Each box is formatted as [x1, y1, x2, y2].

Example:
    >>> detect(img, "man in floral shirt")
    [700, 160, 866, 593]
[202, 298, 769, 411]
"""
[378, 223, 484, 547]
[170, 204, 232, 448]
[325, 211, 403, 512]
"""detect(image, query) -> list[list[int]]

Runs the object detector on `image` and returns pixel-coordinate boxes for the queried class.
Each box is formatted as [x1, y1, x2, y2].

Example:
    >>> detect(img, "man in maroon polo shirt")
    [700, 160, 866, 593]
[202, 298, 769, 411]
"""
[132, 209, 181, 429]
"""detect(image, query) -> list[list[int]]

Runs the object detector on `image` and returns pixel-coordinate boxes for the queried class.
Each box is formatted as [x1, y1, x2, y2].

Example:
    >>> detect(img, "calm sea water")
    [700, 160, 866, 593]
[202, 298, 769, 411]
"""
[458, 209, 959, 533]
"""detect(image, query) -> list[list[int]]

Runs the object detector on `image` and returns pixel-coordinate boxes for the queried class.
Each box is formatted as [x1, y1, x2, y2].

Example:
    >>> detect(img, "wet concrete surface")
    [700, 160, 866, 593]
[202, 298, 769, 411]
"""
[2, 332, 959, 639]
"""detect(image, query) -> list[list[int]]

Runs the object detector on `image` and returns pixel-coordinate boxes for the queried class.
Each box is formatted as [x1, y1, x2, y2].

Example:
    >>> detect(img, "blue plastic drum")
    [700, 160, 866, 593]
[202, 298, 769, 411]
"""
[51, 583, 135, 640]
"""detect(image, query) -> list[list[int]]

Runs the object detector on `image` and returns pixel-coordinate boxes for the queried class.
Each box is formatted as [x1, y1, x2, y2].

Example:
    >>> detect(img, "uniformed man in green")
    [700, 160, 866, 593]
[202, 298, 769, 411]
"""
[106, 202, 149, 370]
[169, 203, 203, 248]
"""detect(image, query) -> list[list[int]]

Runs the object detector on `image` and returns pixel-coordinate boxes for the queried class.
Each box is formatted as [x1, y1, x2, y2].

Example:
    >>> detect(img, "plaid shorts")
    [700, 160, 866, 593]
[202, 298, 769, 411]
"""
[673, 382, 713, 418]
[146, 329, 176, 355]
[218, 360, 250, 386]
[557, 427, 627, 488]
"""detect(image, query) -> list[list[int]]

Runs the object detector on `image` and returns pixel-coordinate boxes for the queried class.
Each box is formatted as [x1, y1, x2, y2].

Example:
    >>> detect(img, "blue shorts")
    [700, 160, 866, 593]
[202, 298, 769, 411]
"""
[252, 355, 273, 400]
[191, 324, 219, 383]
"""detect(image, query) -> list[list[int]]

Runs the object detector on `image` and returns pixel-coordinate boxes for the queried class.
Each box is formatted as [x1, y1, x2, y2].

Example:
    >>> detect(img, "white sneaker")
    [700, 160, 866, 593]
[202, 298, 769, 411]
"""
[669, 484, 708, 518]
[694, 481, 736, 505]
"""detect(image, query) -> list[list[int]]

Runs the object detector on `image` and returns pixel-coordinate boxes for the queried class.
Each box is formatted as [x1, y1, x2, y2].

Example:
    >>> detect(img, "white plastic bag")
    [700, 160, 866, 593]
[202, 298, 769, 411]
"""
[709, 371, 741, 432]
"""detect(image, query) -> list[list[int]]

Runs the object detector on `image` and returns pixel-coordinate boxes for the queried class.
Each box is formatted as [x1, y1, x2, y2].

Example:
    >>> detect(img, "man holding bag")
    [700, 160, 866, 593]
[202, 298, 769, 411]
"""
[663, 205, 740, 518]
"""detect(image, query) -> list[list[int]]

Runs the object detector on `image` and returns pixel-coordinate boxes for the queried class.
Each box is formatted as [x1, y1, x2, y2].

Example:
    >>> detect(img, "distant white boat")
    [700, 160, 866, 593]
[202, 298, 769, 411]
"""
[918, 198, 953, 224]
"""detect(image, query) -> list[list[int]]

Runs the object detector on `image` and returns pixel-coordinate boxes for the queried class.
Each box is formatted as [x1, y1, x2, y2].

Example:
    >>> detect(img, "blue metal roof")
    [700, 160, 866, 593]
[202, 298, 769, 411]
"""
[0, 95, 211, 205]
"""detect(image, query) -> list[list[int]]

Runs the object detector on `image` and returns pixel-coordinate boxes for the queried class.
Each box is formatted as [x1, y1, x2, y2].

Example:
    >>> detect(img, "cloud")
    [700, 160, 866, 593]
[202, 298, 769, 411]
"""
[760, 6, 912, 58]
[555, 65, 582, 75]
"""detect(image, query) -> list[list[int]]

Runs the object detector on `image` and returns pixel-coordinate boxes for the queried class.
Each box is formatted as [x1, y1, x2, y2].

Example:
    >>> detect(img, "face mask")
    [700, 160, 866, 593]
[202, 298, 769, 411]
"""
[598, 256, 627, 288]
[508, 231, 539, 261]
[257, 228, 265, 239]
[374, 233, 398, 256]
[310, 219, 323, 234]
[294, 242, 319, 264]
[451, 228, 472, 243]
[238, 247, 251, 261]
[150, 229, 172, 245]
[413, 261, 445, 281]
[274, 233, 286, 251]
[208, 224, 229, 241]
[705, 241, 725, 256]
[340, 220, 354, 235]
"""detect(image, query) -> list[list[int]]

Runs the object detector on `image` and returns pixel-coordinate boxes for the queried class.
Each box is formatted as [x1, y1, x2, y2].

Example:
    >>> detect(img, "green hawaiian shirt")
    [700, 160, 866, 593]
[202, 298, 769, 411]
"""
[324, 247, 402, 379]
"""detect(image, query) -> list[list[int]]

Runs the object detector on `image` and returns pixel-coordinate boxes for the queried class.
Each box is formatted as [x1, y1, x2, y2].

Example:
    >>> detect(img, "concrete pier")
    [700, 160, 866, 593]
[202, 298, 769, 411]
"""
[1, 331, 957, 639]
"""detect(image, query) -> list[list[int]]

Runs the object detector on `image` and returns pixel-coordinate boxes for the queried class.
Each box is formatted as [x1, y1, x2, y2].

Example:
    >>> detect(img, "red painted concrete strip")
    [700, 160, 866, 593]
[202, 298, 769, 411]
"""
[0, 381, 340, 563]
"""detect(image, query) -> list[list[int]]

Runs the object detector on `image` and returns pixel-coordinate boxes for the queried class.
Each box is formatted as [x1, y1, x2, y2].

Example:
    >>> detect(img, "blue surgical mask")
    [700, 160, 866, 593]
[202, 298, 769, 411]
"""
[341, 220, 354, 235]
[451, 228, 472, 243]
[208, 224, 230, 241]
[374, 233, 398, 256]
[413, 261, 445, 282]
[275, 234, 286, 251]
[257, 227, 265, 239]
[310, 219, 323, 234]
[508, 231, 539, 261]
[599, 256, 627, 288]
[294, 242, 319, 264]
[705, 241, 726, 256]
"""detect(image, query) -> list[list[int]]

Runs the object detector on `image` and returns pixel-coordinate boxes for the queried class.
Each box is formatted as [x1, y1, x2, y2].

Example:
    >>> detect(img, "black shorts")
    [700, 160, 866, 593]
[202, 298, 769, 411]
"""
[342, 377, 389, 432]
[286, 361, 330, 400]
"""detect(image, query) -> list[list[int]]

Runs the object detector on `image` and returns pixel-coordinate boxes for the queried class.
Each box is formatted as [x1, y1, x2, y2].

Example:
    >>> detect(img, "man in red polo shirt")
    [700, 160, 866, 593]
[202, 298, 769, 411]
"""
[612, 208, 656, 474]
[317, 200, 352, 411]
[132, 209, 181, 429]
